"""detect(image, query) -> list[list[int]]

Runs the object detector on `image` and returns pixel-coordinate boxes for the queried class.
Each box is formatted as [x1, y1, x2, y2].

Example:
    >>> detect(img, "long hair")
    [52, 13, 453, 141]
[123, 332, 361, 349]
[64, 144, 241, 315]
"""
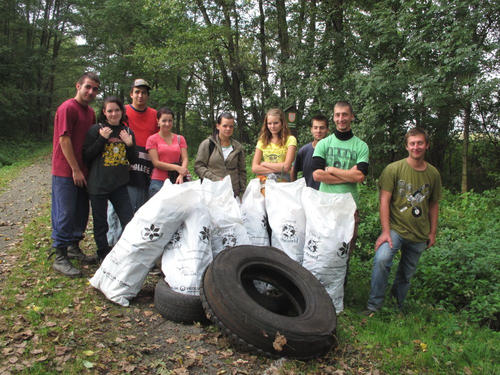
[98, 96, 127, 124]
[258, 108, 290, 147]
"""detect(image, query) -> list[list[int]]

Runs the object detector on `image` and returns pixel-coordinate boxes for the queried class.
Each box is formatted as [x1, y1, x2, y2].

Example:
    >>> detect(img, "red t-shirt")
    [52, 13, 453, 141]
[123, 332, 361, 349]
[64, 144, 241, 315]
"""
[146, 133, 187, 181]
[51, 98, 96, 178]
[125, 105, 157, 147]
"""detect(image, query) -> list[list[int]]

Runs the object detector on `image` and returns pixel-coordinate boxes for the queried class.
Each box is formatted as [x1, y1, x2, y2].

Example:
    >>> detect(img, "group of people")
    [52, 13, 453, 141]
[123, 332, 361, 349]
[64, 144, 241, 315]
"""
[51, 72, 441, 314]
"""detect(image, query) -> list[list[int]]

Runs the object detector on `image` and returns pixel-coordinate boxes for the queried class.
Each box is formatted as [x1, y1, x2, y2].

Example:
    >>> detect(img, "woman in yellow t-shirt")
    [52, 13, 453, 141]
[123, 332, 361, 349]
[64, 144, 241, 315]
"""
[252, 108, 297, 182]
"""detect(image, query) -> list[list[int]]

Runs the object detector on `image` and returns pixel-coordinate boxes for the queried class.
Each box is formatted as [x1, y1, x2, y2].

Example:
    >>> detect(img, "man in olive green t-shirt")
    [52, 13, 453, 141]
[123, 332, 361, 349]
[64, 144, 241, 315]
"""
[366, 128, 442, 314]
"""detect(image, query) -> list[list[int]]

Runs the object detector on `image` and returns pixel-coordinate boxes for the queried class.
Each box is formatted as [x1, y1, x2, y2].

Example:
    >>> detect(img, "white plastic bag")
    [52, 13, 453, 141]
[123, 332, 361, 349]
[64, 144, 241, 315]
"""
[106, 201, 122, 248]
[241, 178, 269, 246]
[161, 205, 213, 296]
[201, 176, 250, 256]
[265, 178, 306, 263]
[301, 187, 356, 313]
[89, 180, 201, 306]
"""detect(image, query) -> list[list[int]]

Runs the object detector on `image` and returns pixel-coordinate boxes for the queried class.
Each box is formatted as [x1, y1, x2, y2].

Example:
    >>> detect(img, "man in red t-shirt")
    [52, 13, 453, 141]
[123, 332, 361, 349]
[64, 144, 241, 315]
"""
[51, 72, 100, 276]
[125, 79, 157, 211]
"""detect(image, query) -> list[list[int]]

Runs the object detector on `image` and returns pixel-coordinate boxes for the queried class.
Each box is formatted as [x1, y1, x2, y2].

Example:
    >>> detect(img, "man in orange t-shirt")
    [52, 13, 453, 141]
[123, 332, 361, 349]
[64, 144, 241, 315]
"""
[125, 78, 157, 211]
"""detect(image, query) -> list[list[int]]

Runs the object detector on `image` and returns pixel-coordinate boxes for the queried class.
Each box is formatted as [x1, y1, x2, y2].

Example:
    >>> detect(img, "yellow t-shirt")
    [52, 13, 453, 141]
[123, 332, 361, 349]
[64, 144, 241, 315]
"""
[256, 135, 297, 163]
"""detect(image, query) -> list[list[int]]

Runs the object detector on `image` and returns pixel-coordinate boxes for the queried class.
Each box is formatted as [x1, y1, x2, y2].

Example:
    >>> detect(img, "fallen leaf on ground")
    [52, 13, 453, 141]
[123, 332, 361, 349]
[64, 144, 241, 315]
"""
[82, 360, 94, 369]
[173, 367, 189, 375]
[272, 332, 286, 351]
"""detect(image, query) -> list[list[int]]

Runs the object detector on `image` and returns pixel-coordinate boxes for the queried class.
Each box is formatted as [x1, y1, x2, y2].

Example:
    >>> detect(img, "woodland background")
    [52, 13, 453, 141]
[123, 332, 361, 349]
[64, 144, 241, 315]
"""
[0, 0, 499, 190]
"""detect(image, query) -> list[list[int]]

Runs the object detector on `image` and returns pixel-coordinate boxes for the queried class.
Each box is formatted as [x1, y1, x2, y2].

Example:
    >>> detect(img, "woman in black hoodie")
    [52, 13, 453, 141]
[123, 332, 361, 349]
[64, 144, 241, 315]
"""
[83, 96, 136, 261]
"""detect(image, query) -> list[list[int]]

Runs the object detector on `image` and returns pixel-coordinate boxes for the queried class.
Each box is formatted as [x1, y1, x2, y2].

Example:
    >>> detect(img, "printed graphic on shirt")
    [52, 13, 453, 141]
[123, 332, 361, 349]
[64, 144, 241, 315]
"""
[325, 146, 358, 169]
[103, 139, 129, 167]
[265, 152, 281, 163]
[397, 180, 430, 218]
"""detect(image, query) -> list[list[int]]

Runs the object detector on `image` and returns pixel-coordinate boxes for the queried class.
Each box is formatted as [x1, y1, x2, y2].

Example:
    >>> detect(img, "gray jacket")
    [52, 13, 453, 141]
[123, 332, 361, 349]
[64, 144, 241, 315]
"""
[194, 135, 247, 196]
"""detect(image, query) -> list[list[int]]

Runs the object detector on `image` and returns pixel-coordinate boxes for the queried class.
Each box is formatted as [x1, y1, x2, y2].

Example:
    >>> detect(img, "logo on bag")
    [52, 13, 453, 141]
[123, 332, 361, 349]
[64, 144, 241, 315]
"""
[222, 234, 237, 250]
[306, 239, 319, 253]
[337, 242, 350, 257]
[166, 228, 182, 248]
[199, 226, 210, 243]
[281, 223, 297, 243]
[141, 224, 162, 241]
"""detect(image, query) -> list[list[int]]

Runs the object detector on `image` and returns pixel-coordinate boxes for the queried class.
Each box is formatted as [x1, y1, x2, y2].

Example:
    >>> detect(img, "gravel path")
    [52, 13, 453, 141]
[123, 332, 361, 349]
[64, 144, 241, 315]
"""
[0, 154, 51, 279]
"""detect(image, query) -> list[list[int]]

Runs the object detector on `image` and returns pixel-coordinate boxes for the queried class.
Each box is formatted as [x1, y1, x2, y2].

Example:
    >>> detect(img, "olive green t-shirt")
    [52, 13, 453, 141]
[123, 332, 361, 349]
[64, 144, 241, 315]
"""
[379, 159, 442, 242]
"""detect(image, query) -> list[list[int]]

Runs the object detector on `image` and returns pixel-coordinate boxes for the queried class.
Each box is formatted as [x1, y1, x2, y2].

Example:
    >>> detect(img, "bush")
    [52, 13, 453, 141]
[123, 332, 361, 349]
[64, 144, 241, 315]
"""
[411, 188, 500, 328]
[352, 184, 500, 328]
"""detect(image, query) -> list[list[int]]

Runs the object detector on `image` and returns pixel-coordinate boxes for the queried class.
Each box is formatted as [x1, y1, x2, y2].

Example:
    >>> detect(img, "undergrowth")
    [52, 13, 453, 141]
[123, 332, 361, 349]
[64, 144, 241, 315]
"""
[0, 137, 51, 192]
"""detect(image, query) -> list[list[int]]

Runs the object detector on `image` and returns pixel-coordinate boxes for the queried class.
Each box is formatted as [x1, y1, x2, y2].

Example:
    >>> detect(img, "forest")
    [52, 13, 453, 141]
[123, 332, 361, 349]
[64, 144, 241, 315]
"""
[0, 0, 499, 191]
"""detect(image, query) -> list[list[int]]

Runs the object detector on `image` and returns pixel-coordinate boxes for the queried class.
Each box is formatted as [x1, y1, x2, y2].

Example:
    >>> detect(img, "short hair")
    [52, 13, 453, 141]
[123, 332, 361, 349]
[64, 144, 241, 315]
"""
[334, 101, 353, 115]
[405, 127, 430, 145]
[311, 114, 329, 128]
[99, 96, 127, 123]
[77, 72, 100, 85]
[157, 107, 175, 120]
[217, 112, 235, 124]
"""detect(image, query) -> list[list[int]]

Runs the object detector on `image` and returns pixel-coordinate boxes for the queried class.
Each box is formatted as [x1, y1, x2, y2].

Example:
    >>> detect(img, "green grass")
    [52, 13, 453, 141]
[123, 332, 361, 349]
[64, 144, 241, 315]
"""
[0, 137, 52, 192]
[339, 257, 499, 375]
[1, 152, 498, 374]
[1, 207, 497, 374]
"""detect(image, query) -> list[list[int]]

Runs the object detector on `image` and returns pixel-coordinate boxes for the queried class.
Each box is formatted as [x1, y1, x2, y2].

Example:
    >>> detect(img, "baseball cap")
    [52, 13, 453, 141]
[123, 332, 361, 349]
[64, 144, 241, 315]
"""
[131, 78, 151, 90]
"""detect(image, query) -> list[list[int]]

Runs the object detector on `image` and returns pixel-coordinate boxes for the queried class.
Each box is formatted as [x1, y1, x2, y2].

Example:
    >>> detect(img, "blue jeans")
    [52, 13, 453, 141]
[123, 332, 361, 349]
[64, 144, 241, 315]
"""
[127, 185, 149, 213]
[148, 179, 164, 199]
[367, 230, 426, 311]
[89, 185, 133, 258]
[51, 175, 89, 248]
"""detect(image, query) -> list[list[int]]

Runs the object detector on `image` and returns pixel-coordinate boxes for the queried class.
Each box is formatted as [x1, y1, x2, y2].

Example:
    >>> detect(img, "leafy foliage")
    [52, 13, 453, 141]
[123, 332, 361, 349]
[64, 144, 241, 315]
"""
[353, 185, 500, 328]
[411, 189, 500, 328]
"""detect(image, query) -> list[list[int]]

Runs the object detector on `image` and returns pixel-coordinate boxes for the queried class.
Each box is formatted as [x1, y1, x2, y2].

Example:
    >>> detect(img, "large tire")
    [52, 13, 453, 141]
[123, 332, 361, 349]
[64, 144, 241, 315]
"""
[154, 279, 207, 324]
[201, 245, 337, 359]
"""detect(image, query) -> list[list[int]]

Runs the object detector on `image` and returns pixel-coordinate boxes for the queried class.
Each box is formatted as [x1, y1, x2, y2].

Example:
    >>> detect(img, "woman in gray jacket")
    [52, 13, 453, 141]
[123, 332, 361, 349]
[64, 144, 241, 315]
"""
[195, 113, 247, 197]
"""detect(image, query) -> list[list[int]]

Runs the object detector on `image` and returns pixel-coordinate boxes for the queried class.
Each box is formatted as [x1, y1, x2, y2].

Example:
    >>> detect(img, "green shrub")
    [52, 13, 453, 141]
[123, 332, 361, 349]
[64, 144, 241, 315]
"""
[352, 184, 500, 328]
[411, 188, 500, 328]
[412, 228, 499, 328]
[356, 183, 381, 261]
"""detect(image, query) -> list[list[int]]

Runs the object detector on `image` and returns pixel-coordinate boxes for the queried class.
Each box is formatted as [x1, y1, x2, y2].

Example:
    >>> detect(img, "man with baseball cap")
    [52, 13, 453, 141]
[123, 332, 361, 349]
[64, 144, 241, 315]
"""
[125, 78, 157, 211]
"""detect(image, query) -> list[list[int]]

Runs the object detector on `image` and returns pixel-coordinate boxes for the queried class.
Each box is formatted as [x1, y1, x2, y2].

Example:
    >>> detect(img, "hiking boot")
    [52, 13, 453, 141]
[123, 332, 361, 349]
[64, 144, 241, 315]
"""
[51, 247, 81, 277]
[67, 244, 97, 264]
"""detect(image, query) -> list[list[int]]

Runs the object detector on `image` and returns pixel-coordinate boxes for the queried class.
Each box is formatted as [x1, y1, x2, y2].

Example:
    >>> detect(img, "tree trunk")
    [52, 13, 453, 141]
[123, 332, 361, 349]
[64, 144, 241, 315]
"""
[275, 0, 290, 100]
[258, 0, 269, 101]
[461, 103, 471, 193]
